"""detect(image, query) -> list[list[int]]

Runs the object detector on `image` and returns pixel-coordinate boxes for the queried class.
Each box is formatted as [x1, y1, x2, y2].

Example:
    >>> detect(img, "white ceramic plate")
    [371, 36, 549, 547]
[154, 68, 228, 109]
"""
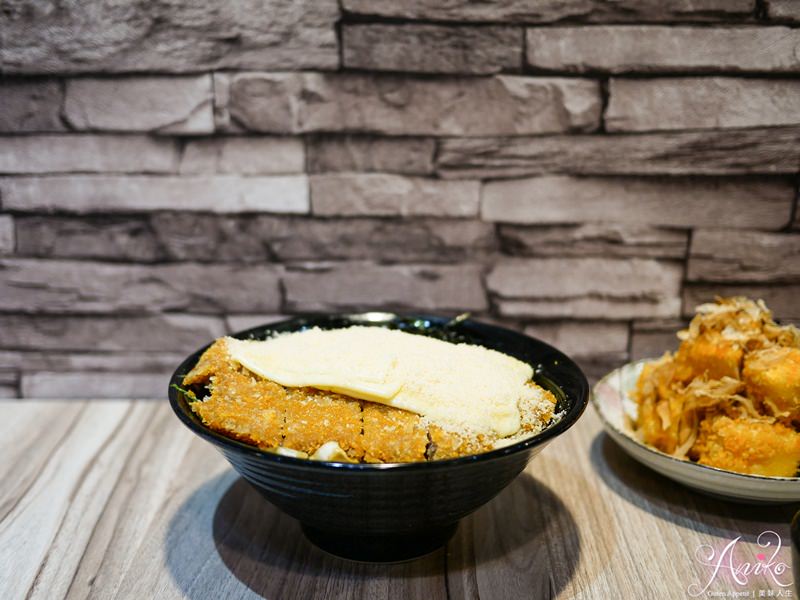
[592, 360, 800, 504]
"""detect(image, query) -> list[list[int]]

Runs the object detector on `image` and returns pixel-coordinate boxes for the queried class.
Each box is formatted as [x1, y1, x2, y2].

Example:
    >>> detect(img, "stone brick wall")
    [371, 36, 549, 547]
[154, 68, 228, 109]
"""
[1, 1, 799, 398]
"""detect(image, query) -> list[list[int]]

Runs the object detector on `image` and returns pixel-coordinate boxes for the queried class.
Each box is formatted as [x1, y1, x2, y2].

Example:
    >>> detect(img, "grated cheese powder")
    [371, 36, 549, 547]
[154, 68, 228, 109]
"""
[225, 326, 534, 437]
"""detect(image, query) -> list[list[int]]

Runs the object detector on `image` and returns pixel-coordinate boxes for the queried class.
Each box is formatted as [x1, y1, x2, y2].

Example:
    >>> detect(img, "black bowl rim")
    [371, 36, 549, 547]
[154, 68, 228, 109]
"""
[168, 312, 590, 473]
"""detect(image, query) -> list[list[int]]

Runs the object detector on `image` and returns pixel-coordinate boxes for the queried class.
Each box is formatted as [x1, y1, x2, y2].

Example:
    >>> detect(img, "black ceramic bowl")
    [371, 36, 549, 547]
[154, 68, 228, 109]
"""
[168, 312, 589, 561]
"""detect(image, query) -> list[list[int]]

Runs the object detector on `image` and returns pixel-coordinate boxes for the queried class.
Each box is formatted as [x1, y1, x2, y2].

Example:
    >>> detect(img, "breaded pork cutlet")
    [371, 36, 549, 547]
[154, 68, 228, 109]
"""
[183, 339, 287, 449]
[362, 403, 430, 463]
[183, 337, 558, 463]
[283, 387, 364, 460]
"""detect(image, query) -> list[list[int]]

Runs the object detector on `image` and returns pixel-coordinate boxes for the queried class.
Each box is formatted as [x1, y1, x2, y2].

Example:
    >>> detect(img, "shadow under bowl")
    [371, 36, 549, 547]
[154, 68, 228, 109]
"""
[168, 312, 589, 562]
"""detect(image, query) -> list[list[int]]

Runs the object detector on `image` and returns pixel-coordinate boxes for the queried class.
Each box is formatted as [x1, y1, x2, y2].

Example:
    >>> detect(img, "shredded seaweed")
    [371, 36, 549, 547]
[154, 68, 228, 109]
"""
[171, 383, 198, 401]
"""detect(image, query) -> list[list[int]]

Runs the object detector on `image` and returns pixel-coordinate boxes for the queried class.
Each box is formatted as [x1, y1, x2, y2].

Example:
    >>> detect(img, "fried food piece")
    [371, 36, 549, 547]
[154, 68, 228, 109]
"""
[283, 388, 364, 461]
[637, 391, 684, 456]
[633, 297, 800, 477]
[427, 425, 491, 460]
[635, 353, 677, 403]
[691, 414, 800, 477]
[184, 337, 557, 462]
[674, 332, 742, 382]
[183, 338, 233, 386]
[362, 403, 428, 463]
[743, 346, 800, 422]
[423, 383, 556, 460]
[192, 367, 288, 449]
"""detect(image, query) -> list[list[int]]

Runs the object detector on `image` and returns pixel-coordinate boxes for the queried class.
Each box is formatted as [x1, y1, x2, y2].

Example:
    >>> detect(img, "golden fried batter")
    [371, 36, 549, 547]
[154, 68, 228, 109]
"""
[183, 338, 233, 385]
[691, 415, 800, 477]
[674, 332, 742, 382]
[283, 387, 365, 460]
[182, 336, 556, 463]
[634, 356, 685, 454]
[743, 346, 800, 423]
[362, 403, 428, 463]
[632, 297, 800, 477]
[195, 362, 287, 449]
[428, 425, 491, 460]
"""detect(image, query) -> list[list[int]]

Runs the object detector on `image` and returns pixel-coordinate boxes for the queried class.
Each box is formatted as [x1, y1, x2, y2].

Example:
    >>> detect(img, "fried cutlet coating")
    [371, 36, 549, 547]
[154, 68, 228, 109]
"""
[184, 337, 556, 462]
[691, 414, 800, 477]
[283, 388, 364, 460]
[194, 368, 287, 449]
[428, 425, 491, 460]
[743, 346, 800, 422]
[182, 339, 286, 448]
[183, 338, 233, 386]
[362, 403, 428, 463]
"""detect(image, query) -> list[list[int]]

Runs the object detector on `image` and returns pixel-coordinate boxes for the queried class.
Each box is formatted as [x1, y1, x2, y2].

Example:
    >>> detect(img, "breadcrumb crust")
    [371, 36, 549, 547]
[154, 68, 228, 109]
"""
[183, 337, 557, 463]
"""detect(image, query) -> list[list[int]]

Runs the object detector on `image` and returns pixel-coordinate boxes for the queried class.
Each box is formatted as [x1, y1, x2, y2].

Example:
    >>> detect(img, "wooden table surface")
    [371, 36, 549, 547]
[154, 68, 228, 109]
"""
[1, 399, 798, 600]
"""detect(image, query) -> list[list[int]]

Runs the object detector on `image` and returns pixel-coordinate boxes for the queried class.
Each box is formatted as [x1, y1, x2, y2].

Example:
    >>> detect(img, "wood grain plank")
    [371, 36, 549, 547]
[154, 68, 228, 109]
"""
[110, 431, 447, 600]
[0, 401, 85, 523]
[66, 403, 198, 600]
[26, 402, 152, 600]
[0, 401, 135, 599]
[568, 409, 798, 598]
[449, 406, 799, 599]
[1, 400, 798, 599]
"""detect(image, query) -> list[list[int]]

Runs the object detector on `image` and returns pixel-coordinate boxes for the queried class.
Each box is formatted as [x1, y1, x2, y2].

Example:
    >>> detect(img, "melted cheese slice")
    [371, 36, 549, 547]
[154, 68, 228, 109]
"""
[311, 441, 356, 463]
[226, 326, 533, 437]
